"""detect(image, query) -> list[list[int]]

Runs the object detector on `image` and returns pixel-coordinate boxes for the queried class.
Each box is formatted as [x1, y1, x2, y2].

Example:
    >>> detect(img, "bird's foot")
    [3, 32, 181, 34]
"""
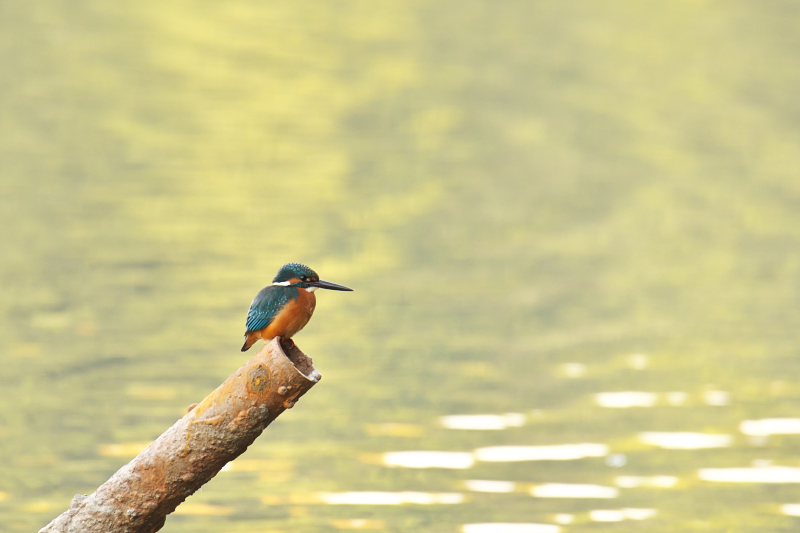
[279, 337, 296, 350]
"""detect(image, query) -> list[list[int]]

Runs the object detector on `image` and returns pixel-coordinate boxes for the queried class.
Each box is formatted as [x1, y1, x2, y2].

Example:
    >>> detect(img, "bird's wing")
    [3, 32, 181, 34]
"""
[245, 286, 292, 333]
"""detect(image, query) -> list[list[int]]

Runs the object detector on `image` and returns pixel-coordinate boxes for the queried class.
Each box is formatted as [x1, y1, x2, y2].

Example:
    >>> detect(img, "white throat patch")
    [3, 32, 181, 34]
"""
[306, 286, 318, 293]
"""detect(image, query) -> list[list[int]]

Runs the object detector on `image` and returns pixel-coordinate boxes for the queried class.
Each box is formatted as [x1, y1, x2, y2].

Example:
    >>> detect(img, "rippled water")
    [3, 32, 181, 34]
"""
[2, 1, 800, 532]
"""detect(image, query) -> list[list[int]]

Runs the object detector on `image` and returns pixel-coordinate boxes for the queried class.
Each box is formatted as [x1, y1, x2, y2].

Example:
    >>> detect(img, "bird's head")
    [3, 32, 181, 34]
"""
[272, 262, 353, 292]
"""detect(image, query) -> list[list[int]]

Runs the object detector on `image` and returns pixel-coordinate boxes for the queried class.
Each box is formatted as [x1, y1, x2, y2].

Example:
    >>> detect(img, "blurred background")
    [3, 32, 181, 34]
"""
[2, 1, 800, 532]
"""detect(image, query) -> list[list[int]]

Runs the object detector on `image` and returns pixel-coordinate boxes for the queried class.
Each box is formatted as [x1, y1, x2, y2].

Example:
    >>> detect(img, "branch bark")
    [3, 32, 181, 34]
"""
[40, 338, 321, 533]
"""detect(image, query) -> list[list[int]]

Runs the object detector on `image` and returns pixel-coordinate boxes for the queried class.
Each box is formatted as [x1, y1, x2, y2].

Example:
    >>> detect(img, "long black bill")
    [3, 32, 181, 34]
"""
[311, 279, 353, 291]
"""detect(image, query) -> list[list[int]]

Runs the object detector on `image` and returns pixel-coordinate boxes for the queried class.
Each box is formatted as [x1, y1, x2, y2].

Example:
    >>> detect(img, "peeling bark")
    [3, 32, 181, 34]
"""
[40, 338, 321, 533]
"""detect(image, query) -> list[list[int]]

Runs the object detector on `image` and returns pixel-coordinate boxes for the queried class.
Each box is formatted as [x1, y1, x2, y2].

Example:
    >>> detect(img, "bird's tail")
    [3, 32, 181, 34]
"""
[241, 333, 257, 352]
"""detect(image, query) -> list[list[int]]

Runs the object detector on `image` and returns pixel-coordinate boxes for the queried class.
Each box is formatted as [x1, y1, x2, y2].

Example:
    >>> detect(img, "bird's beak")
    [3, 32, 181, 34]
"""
[310, 279, 353, 291]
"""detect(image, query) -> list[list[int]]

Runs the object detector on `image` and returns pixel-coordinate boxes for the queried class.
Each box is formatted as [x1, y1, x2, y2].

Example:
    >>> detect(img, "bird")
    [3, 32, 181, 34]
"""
[241, 262, 353, 352]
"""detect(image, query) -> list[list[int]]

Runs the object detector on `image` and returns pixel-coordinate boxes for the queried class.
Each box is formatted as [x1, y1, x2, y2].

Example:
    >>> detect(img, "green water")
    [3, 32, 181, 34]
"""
[2, 1, 800, 531]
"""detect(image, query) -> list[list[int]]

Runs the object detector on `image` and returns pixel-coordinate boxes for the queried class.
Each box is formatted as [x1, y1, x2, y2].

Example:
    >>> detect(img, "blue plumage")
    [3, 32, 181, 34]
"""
[244, 285, 299, 333]
[273, 263, 317, 284]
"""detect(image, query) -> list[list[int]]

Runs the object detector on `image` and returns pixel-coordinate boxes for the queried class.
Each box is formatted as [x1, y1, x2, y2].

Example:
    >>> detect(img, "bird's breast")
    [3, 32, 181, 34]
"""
[266, 289, 316, 339]
[298, 288, 316, 314]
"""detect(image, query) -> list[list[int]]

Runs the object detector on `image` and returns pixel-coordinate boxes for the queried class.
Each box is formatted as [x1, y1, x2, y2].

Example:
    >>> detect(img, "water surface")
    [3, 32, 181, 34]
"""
[2, 1, 800, 531]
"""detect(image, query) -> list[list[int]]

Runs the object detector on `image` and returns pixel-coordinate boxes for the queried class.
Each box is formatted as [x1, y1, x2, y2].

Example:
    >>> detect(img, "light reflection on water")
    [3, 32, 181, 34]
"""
[318, 492, 465, 506]
[781, 505, 800, 517]
[588, 508, 657, 522]
[740, 418, 800, 436]
[330, 518, 387, 529]
[172, 503, 233, 516]
[594, 390, 729, 408]
[461, 524, 560, 533]
[614, 475, 678, 488]
[638, 432, 733, 449]
[702, 390, 731, 406]
[381, 451, 475, 469]
[475, 444, 609, 462]
[440, 413, 526, 430]
[529, 484, 618, 499]
[594, 391, 658, 408]
[665, 391, 689, 406]
[464, 480, 517, 493]
[698, 467, 800, 483]
[96, 442, 151, 458]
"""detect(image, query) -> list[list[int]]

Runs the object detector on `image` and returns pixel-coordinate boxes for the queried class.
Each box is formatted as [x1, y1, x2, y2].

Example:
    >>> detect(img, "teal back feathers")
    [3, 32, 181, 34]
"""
[245, 285, 297, 333]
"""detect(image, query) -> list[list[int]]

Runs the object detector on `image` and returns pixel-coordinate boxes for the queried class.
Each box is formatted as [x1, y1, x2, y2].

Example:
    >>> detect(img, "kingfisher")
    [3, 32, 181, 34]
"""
[241, 263, 353, 352]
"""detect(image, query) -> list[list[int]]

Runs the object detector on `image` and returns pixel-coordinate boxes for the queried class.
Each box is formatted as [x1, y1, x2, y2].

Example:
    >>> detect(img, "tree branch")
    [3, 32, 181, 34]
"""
[40, 338, 321, 533]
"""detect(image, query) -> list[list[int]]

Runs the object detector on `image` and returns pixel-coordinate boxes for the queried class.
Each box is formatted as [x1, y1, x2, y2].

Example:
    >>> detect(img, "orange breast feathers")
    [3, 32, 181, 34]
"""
[260, 288, 317, 340]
